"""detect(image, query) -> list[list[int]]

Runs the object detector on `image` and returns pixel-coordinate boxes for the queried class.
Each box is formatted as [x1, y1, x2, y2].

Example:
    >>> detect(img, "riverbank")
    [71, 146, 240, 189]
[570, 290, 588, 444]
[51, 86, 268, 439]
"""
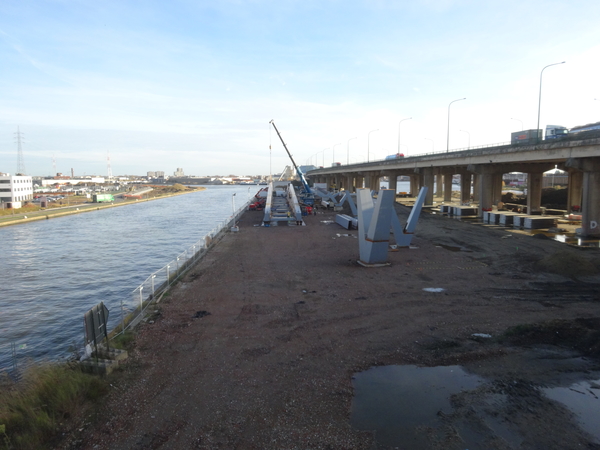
[0, 186, 205, 228]
[55, 202, 600, 449]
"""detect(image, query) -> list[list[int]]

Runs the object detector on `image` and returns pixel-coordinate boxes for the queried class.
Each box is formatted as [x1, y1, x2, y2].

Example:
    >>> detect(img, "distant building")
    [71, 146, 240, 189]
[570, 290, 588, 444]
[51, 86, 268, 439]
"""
[0, 173, 34, 208]
[40, 177, 105, 186]
[147, 171, 156, 178]
[174, 167, 185, 177]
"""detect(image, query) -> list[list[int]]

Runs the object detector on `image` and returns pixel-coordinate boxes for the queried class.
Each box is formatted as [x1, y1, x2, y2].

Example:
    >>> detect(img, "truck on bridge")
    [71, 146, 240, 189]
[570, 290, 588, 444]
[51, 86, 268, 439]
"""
[545, 125, 569, 139]
[511, 129, 542, 145]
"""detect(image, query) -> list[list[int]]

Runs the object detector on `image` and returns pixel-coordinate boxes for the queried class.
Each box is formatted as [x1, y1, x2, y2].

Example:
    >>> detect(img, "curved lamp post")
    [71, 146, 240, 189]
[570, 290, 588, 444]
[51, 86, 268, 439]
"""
[347, 137, 357, 165]
[537, 61, 565, 143]
[367, 129, 379, 162]
[398, 117, 412, 154]
[447, 98, 466, 153]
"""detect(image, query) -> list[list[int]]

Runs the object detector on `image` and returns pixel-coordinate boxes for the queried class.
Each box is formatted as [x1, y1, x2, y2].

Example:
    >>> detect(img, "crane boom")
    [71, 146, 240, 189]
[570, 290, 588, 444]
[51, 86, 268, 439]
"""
[269, 120, 312, 195]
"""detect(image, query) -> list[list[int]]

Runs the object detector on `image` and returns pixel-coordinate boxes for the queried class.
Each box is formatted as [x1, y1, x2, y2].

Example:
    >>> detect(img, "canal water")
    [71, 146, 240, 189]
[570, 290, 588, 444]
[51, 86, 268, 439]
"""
[0, 185, 255, 372]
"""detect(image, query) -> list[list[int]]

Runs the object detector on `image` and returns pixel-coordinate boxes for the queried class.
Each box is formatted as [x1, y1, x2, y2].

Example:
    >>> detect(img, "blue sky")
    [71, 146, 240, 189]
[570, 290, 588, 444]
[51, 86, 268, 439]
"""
[1, 0, 599, 177]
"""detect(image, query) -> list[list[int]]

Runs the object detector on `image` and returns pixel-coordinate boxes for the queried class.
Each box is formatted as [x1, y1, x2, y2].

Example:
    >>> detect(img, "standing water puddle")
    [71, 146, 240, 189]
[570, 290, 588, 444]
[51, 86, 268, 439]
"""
[351, 365, 483, 449]
[351, 363, 600, 449]
[544, 379, 600, 442]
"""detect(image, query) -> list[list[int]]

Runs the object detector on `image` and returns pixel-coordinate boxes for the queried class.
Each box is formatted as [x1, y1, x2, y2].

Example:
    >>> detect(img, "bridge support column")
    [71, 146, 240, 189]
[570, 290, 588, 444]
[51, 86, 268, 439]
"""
[363, 173, 373, 190]
[460, 172, 471, 204]
[492, 173, 503, 205]
[472, 176, 480, 202]
[373, 172, 383, 191]
[566, 157, 600, 237]
[355, 175, 364, 190]
[526, 172, 543, 213]
[567, 170, 583, 212]
[325, 175, 332, 190]
[443, 173, 453, 202]
[388, 172, 398, 194]
[475, 170, 494, 215]
[333, 174, 341, 191]
[410, 175, 420, 196]
[423, 167, 435, 205]
[346, 174, 355, 192]
[435, 174, 443, 198]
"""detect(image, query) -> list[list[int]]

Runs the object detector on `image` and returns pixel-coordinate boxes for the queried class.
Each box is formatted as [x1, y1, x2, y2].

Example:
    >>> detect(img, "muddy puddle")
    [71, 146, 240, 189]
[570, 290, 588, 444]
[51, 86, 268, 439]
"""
[351, 348, 600, 449]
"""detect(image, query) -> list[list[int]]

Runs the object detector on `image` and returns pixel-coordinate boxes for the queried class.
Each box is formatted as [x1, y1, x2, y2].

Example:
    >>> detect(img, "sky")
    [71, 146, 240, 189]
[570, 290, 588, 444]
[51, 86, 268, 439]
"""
[1, 0, 600, 178]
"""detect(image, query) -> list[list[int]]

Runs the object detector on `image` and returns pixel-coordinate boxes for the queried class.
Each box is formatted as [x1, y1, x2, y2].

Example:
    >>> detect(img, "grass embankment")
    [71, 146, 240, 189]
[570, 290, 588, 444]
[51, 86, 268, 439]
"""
[0, 332, 136, 450]
[0, 365, 108, 450]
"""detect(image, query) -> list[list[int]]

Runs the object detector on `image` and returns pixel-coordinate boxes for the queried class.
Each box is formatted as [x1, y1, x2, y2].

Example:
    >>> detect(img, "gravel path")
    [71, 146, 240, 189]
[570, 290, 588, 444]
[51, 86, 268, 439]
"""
[66, 203, 600, 450]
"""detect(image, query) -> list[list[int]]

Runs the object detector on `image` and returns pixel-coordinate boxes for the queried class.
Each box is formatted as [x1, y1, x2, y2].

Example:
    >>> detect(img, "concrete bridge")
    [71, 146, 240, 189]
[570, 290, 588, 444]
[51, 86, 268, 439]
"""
[306, 131, 600, 237]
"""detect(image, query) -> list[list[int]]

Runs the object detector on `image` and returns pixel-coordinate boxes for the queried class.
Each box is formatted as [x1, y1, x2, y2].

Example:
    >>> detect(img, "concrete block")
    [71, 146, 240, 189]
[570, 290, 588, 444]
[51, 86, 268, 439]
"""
[488, 212, 502, 224]
[499, 213, 523, 226]
[523, 216, 557, 229]
[79, 358, 118, 376]
[95, 347, 129, 362]
[453, 206, 478, 216]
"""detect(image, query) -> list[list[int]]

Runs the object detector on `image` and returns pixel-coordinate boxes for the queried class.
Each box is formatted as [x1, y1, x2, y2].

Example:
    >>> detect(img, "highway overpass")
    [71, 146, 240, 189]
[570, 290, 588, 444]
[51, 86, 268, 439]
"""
[306, 131, 600, 237]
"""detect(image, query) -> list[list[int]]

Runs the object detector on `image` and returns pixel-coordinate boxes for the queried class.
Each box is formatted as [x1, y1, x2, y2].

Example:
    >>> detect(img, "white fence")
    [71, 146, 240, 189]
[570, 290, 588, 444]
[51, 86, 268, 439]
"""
[114, 199, 250, 338]
[1, 200, 250, 378]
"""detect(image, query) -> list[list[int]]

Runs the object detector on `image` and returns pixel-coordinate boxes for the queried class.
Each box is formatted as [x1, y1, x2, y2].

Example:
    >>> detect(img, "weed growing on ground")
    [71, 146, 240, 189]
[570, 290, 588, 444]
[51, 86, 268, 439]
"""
[0, 364, 108, 450]
[111, 331, 135, 350]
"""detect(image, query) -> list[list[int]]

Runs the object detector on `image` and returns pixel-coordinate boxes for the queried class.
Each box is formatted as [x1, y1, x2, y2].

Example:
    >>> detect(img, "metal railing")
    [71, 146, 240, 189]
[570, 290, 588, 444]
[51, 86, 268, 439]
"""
[1, 199, 250, 378]
[113, 199, 250, 338]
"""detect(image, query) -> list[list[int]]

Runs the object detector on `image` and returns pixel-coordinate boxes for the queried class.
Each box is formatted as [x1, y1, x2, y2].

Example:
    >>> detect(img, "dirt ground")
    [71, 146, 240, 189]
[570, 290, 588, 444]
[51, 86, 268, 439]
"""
[62, 201, 600, 450]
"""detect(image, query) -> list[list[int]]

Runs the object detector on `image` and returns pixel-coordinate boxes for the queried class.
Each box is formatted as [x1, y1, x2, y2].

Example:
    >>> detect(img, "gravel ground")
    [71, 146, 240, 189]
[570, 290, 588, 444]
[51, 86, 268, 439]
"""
[63, 201, 600, 450]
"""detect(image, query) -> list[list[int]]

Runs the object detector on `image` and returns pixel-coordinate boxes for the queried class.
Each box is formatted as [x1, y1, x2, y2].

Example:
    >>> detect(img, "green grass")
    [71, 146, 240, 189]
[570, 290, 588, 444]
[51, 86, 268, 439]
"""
[0, 364, 108, 450]
[111, 330, 135, 350]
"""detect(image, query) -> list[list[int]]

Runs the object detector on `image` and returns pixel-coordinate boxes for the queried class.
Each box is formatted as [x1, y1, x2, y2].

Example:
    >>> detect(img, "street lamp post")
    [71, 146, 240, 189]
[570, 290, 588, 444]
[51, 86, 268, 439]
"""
[424, 138, 434, 152]
[347, 137, 357, 165]
[447, 98, 466, 153]
[332, 143, 341, 166]
[537, 61, 565, 143]
[510, 117, 524, 131]
[459, 129, 470, 149]
[367, 129, 379, 162]
[398, 117, 412, 154]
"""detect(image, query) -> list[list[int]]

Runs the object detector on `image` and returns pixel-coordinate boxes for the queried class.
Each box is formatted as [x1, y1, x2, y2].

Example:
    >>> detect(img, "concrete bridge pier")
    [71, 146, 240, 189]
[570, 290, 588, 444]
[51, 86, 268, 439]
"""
[435, 173, 443, 198]
[364, 172, 377, 191]
[526, 172, 543, 213]
[410, 174, 420, 196]
[491, 173, 503, 206]
[387, 172, 398, 194]
[472, 176, 480, 202]
[355, 175, 364, 190]
[373, 172, 383, 191]
[566, 157, 600, 237]
[345, 174, 355, 192]
[567, 170, 583, 212]
[334, 174, 342, 190]
[423, 167, 435, 205]
[443, 173, 453, 202]
[460, 171, 471, 204]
